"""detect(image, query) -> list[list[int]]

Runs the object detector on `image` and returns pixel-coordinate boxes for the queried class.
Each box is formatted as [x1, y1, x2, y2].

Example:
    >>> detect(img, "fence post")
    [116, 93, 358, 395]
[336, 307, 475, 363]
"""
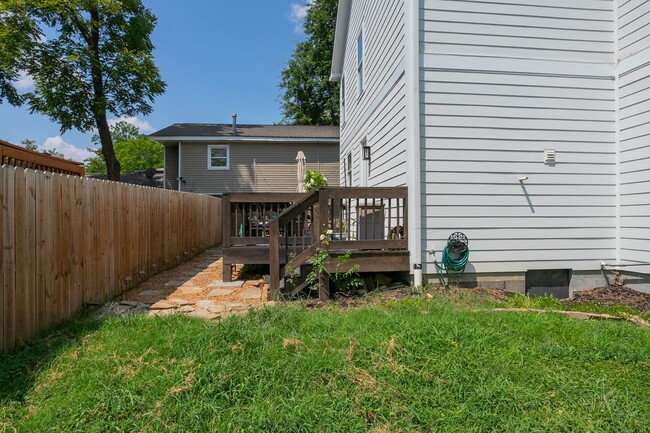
[222, 194, 232, 282]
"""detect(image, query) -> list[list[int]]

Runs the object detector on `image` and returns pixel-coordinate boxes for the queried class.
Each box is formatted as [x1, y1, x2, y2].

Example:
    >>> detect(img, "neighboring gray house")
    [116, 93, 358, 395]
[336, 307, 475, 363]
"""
[330, 0, 650, 293]
[150, 122, 340, 194]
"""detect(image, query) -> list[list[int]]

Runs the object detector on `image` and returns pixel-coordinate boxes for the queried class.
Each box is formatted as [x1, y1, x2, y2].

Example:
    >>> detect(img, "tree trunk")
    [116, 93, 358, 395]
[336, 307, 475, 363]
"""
[87, 5, 120, 181]
[96, 113, 121, 181]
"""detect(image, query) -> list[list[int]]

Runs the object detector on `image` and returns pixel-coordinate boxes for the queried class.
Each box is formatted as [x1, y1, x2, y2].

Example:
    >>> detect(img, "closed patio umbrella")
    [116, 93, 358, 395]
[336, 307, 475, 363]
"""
[296, 151, 306, 193]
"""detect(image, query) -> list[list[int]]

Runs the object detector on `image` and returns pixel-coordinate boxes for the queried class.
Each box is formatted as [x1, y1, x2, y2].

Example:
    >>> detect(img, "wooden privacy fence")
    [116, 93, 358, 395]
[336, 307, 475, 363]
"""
[1, 165, 222, 353]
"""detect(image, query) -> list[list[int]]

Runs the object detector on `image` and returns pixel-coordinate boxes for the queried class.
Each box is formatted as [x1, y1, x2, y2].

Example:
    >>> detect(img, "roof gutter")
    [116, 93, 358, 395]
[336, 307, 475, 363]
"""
[150, 136, 340, 144]
[329, 0, 351, 82]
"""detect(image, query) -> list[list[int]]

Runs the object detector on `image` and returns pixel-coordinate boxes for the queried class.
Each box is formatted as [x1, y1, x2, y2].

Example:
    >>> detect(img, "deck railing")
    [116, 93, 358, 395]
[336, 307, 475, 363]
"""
[221, 187, 409, 296]
[269, 187, 408, 298]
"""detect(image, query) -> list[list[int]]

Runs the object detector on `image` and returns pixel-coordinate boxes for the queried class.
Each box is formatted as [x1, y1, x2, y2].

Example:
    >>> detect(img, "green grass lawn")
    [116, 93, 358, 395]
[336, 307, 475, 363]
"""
[2, 292, 650, 432]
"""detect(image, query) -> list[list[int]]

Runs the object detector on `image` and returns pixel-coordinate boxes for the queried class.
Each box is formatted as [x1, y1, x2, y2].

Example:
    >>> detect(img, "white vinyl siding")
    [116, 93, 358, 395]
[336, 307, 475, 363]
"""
[357, 29, 364, 96]
[619, 0, 650, 59]
[341, 75, 346, 126]
[421, 0, 615, 63]
[618, 50, 650, 273]
[419, 0, 617, 275]
[339, 0, 406, 189]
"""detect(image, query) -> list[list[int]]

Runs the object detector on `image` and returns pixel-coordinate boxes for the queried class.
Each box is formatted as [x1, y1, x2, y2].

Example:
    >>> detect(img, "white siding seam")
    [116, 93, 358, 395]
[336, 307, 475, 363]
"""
[614, 0, 622, 266]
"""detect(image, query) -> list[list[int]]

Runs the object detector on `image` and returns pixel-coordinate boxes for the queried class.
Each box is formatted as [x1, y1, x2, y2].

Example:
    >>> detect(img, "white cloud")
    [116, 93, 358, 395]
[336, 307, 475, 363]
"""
[42, 136, 93, 162]
[15, 71, 35, 90]
[107, 116, 154, 133]
[290, 1, 313, 33]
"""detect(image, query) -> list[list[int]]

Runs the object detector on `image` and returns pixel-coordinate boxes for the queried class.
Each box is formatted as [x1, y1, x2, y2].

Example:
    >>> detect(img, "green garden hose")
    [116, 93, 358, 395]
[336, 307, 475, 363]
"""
[434, 232, 470, 286]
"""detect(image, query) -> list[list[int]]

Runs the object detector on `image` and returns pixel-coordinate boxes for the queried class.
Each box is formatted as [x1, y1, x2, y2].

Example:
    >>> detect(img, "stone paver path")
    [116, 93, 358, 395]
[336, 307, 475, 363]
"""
[93, 247, 271, 321]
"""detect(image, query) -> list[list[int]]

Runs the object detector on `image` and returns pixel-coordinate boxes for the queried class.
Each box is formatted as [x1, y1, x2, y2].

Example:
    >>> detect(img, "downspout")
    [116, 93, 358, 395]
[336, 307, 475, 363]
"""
[405, 0, 423, 286]
[253, 159, 257, 192]
[163, 144, 166, 190]
[178, 141, 182, 192]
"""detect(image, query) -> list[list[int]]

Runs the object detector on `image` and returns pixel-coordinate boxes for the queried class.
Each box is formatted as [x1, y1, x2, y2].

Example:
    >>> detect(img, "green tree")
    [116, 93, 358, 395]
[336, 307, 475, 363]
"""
[43, 148, 65, 159]
[92, 121, 140, 146]
[85, 121, 163, 174]
[0, 0, 166, 181]
[279, 0, 339, 126]
[0, 7, 38, 105]
[115, 135, 163, 173]
[20, 138, 68, 159]
[20, 138, 38, 151]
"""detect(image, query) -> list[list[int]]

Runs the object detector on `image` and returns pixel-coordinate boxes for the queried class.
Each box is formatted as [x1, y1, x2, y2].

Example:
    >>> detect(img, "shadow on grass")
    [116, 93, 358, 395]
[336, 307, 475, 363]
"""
[0, 315, 103, 403]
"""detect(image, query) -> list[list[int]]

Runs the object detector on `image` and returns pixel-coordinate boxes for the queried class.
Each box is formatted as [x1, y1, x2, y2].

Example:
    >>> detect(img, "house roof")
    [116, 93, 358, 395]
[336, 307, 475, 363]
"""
[330, 0, 352, 82]
[150, 124, 339, 142]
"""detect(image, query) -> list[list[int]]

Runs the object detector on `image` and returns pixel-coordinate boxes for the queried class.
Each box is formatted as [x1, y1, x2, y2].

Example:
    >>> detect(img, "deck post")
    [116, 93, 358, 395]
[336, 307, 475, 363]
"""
[318, 273, 330, 300]
[318, 187, 330, 235]
[222, 194, 232, 282]
[269, 219, 280, 299]
[318, 188, 330, 300]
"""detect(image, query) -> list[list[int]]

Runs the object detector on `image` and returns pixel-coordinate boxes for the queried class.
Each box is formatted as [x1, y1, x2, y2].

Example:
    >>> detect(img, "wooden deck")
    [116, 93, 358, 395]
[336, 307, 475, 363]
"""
[222, 187, 409, 299]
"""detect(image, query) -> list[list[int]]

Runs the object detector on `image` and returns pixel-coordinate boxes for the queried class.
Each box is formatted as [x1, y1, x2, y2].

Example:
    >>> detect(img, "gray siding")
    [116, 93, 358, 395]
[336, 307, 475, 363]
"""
[165, 146, 179, 190]
[619, 0, 650, 59]
[166, 142, 339, 194]
[420, 0, 617, 274]
[618, 42, 650, 274]
[339, 0, 407, 188]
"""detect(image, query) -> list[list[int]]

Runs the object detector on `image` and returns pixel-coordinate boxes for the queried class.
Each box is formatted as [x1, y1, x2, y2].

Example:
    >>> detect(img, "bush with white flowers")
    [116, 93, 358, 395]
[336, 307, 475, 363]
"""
[303, 169, 328, 192]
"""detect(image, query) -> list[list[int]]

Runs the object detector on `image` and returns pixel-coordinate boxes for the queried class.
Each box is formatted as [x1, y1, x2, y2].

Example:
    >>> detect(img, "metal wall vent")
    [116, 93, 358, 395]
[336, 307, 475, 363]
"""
[544, 149, 556, 164]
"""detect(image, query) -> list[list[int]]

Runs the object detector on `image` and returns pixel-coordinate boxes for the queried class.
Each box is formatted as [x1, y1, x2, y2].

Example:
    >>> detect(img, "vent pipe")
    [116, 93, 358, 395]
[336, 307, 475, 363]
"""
[232, 113, 237, 134]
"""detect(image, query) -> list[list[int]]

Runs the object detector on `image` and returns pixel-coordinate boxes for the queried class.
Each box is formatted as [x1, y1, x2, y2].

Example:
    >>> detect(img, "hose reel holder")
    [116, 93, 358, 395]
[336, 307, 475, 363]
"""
[433, 232, 470, 287]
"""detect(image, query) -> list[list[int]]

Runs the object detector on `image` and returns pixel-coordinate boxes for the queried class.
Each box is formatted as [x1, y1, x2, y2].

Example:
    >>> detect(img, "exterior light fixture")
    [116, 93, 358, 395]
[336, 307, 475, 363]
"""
[362, 145, 371, 160]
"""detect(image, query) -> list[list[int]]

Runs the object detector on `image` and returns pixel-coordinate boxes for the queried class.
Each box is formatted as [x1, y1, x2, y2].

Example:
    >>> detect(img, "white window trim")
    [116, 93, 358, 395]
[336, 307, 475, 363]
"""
[357, 25, 365, 98]
[207, 144, 230, 170]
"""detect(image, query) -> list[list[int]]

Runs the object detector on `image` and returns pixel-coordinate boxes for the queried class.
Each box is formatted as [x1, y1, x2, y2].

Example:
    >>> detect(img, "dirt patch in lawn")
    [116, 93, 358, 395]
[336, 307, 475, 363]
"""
[563, 285, 650, 314]
[431, 286, 511, 303]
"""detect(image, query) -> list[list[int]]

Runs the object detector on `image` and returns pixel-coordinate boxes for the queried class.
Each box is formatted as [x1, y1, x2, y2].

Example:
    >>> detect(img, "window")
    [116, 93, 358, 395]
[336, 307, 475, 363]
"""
[347, 152, 352, 186]
[341, 74, 346, 125]
[357, 29, 364, 96]
[207, 145, 229, 170]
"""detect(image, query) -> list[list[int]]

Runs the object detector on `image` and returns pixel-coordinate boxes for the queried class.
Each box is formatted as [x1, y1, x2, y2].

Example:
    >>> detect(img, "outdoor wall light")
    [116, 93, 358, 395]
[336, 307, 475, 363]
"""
[362, 145, 371, 160]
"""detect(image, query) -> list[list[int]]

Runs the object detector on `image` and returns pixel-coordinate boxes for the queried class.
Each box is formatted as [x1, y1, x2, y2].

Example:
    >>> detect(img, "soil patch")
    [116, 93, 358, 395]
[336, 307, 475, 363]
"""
[563, 285, 650, 313]
[431, 286, 511, 303]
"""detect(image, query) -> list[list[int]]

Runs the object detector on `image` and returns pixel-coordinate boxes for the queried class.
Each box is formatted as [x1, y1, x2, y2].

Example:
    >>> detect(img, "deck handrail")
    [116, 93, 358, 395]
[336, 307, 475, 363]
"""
[277, 190, 320, 226]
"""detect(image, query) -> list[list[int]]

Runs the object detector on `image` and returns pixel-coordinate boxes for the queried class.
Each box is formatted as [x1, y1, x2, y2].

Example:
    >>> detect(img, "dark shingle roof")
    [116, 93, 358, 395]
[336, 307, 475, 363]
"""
[150, 123, 339, 140]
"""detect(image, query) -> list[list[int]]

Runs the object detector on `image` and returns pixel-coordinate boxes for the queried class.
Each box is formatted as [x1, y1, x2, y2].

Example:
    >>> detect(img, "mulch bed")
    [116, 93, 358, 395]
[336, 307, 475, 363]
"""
[563, 285, 650, 313]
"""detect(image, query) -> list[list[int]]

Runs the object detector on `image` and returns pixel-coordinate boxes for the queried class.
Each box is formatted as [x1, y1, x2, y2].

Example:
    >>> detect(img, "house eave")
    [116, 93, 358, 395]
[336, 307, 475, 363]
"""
[151, 136, 340, 144]
[330, 0, 351, 82]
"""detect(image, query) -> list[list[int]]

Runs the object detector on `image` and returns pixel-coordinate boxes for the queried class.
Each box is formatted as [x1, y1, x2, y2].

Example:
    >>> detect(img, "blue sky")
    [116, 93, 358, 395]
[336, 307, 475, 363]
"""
[0, 0, 312, 161]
